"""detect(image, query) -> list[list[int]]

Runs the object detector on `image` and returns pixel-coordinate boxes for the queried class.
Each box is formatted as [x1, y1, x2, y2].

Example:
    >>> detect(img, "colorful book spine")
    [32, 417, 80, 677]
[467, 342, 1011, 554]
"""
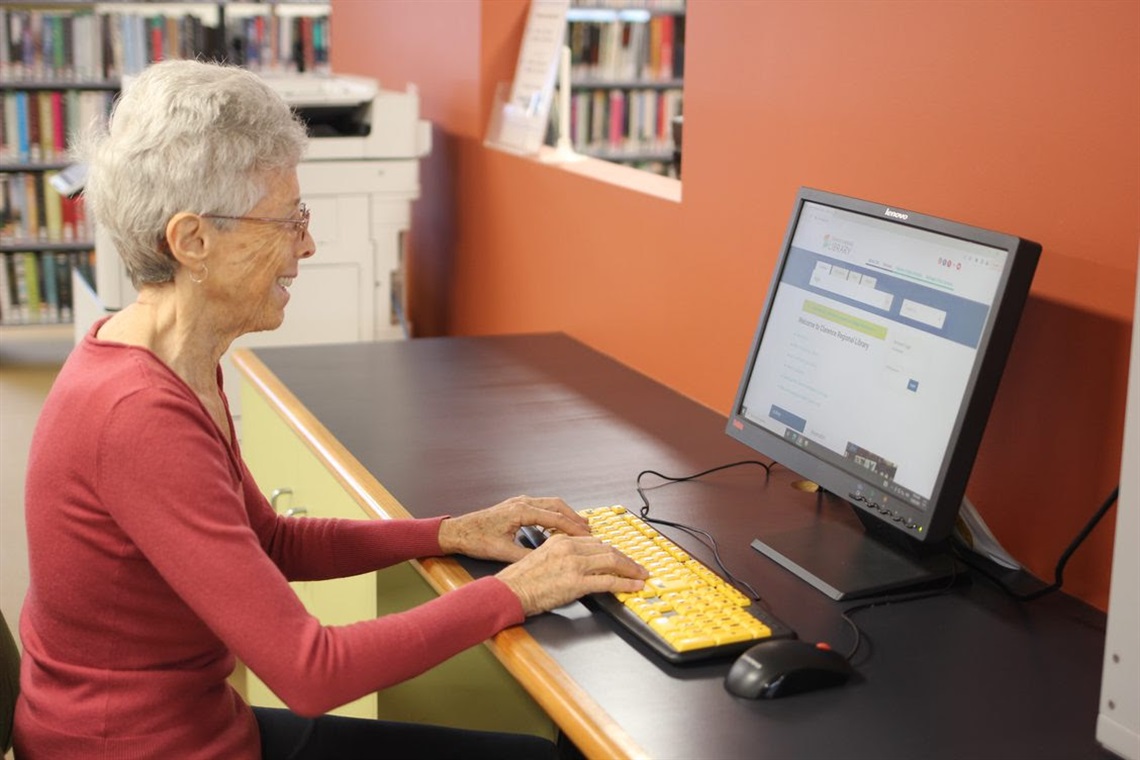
[51, 90, 64, 161]
[1, 6, 331, 82]
[14, 91, 29, 163]
[656, 15, 674, 80]
[24, 251, 41, 323]
[42, 172, 62, 242]
[40, 248, 58, 322]
[0, 12, 9, 82]
[0, 92, 6, 162]
[55, 251, 73, 323]
[301, 17, 317, 72]
[148, 16, 163, 63]
[60, 191, 77, 242]
[12, 251, 35, 323]
[0, 174, 11, 240]
[26, 90, 41, 162]
[73, 194, 88, 241]
[37, 90, 53, 161]
[0, 252, 14, 324]
[608, 89, 624, 149]
[23, 172, 39, 241]
[7, 172, 26, 240]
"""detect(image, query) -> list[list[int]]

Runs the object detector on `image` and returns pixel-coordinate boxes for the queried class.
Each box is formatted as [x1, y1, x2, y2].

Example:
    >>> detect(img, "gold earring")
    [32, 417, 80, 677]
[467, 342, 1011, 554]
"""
[189, 263, 208, 284]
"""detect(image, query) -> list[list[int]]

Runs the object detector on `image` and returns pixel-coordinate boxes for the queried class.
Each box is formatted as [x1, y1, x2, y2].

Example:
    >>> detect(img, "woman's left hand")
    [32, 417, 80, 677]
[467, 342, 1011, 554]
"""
[437, 495, 592, 563]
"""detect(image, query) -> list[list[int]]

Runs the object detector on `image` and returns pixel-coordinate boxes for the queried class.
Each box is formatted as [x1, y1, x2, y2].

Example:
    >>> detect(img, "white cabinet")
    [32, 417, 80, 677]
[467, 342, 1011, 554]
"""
[220, 158, 421, 422]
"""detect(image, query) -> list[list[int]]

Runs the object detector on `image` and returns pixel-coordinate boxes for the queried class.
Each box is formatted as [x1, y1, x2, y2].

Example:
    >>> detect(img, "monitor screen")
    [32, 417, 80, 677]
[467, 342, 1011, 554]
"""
[726, 187, 1041, 600]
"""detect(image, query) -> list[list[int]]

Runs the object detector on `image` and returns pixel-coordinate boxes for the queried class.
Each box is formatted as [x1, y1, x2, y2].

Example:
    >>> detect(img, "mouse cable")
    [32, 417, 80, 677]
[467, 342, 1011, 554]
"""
[634, 460, 773, 602]
[837, 564, 964, 662]
[952, 484, 1119, 602]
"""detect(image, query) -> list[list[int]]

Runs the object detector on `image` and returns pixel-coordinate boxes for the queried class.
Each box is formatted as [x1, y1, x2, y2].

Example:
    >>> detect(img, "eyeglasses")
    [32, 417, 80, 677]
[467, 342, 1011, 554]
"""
[202, 203, 311, 239]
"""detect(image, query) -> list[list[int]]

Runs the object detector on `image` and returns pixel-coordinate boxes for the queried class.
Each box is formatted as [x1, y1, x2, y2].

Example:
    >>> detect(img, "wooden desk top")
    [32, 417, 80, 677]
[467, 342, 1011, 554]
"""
[233, 334, 1111, 760]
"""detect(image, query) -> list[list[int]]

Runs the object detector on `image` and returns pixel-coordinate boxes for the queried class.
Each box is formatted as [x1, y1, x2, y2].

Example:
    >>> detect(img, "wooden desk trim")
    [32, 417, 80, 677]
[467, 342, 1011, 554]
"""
[232, 348, 648, 760]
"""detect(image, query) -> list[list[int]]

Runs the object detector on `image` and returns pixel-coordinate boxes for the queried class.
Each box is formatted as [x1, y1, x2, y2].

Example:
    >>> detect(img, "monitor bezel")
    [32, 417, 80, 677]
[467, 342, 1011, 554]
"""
[726, 187, 1041, 547]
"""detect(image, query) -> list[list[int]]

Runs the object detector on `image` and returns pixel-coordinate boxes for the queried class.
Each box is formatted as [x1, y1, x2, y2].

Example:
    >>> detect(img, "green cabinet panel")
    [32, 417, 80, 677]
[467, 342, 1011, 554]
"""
[238, 377, 554, 739]
[239, 379, 377, 718]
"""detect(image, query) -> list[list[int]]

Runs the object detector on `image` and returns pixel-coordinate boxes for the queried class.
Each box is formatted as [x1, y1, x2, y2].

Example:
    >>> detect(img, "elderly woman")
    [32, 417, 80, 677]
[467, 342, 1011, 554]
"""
[15, 60, 646, 759]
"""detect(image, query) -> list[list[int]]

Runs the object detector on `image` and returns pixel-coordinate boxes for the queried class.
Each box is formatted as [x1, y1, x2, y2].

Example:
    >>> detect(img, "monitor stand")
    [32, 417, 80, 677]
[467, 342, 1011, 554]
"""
[751, 509, 957, 601]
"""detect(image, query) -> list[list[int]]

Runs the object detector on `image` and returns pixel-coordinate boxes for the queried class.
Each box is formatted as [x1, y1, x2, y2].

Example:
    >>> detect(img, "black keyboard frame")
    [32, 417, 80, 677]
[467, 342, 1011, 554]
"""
[587, 590, 796, 665]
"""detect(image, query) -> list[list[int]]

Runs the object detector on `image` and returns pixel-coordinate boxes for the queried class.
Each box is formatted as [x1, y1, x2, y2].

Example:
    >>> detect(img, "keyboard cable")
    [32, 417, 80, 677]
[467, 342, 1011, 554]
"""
[635, 460, 773, 602]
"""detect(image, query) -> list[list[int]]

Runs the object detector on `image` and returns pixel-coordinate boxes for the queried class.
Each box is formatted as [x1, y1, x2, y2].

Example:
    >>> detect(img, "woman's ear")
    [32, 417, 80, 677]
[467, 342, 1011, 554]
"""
[165, 212, 208, 273]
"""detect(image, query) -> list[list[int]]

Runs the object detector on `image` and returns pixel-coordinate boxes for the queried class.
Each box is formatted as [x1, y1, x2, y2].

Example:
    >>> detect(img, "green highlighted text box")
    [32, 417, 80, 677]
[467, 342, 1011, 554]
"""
[803, 300, 887, 340]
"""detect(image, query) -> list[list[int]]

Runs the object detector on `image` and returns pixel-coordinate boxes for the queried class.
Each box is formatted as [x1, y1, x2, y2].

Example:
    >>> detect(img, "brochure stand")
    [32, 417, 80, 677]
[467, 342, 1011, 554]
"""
[485, 0, 570, 157]
[540, 45, 586, 164]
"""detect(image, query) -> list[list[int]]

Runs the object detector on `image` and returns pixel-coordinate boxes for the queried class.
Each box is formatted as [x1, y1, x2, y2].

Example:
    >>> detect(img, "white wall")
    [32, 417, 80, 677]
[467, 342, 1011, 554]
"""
[1097, 253, 1140, 760]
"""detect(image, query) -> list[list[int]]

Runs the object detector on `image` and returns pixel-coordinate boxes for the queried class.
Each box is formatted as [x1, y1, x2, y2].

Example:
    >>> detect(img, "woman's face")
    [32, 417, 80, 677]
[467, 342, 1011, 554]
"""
[206, 169, 315, 337]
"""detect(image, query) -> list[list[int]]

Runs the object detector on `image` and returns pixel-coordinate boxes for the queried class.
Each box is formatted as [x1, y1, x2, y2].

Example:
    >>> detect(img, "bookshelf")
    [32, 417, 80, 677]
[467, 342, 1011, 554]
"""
[0, 1, 330, 332]
[0, 78, 109, 328]
[553, 0, 685, 177]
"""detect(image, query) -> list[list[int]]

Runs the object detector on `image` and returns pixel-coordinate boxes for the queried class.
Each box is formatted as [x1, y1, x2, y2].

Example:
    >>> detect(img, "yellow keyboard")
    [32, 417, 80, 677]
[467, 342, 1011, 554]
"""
[583, 505, 794, 664]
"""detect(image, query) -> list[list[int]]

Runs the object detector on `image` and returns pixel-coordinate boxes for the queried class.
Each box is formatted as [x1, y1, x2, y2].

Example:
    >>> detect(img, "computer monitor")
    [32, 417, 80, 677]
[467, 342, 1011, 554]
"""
[726, 187, 1041, 600]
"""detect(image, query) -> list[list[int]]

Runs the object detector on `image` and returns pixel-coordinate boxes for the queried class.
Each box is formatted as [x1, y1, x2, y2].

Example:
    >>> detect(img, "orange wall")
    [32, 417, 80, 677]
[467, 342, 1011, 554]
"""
[332, 0, 1140, 610]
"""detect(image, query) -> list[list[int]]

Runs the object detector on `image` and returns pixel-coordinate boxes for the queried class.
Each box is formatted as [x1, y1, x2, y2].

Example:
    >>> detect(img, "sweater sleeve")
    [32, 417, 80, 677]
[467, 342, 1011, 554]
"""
[97, 384, 526, 716]
[240, 459, 448, 582]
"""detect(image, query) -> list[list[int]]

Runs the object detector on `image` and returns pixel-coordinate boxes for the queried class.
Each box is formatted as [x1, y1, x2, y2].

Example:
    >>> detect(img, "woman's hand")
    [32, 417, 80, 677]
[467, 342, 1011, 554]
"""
[495, 534, 649, 616]
[437, 495, 592, 563]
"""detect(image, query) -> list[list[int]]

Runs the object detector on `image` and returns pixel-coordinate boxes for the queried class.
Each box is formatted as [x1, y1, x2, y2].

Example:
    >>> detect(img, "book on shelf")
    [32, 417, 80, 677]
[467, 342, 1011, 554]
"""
[1, 89, 114, 164]
[12, 251, 39, 324]
[2, 172, 91, 245]
[568, 12, 683, 83]
[0, 249, 11, 321]
[19, 90, 33, 162]
[551, 3, 684, 175]
[41, 244, 58, 323]
[0, 249, 92, 326]
[24, 173, 41, 242]
[55, 250, 73, 324]
[60, 191, 84, 242]
[1, 5, 331, 84]
[1, 3, 334, 327]
[42, 171, 62, 242]
[608, 89, 623, 147]
[560, 86, 680, 157]
[570, 0, 685, 9]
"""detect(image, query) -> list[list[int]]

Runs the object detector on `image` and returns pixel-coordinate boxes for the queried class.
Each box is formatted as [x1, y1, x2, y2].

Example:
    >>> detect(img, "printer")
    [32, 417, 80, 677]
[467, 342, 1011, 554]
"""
[260, 72, 432, 160]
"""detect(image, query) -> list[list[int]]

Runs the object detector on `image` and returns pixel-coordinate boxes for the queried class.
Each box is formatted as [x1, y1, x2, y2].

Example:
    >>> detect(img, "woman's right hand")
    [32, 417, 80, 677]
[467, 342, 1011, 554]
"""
[495, 534, 649, 616]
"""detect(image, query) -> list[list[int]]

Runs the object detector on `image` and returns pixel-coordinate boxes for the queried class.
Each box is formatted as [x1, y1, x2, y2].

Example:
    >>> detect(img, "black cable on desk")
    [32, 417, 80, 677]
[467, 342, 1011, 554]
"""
[954, 484, 1119, 602]
[839, 484, 1120, 663]
[837, 568, 963, 662]
[634, 460, 772, 601]
[634, 459, 772, 516]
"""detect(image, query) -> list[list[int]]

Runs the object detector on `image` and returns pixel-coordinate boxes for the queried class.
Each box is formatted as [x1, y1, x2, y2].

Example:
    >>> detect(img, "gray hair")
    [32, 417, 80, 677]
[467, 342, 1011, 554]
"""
[77, 59, 309, 286]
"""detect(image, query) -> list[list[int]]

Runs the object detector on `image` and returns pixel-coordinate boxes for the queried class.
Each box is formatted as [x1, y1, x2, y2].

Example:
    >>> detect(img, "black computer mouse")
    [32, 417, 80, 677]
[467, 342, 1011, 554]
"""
[516, 525, 549, 549]
[725, 639, 855, 699]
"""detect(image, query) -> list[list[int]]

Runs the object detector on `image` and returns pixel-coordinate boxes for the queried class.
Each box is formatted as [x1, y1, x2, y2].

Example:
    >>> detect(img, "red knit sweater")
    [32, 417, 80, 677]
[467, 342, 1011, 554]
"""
[14, 321, 525, 758]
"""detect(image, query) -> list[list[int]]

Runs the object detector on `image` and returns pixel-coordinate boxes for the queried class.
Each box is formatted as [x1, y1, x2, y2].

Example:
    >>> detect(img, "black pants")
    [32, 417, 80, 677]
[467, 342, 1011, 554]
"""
[253, 706, 563, 760]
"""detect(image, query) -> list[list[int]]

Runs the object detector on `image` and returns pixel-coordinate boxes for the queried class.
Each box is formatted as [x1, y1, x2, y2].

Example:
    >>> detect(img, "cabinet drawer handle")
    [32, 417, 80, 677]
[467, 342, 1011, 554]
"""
[269, 487, 293, 511]
[283, 507, 309, 518]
